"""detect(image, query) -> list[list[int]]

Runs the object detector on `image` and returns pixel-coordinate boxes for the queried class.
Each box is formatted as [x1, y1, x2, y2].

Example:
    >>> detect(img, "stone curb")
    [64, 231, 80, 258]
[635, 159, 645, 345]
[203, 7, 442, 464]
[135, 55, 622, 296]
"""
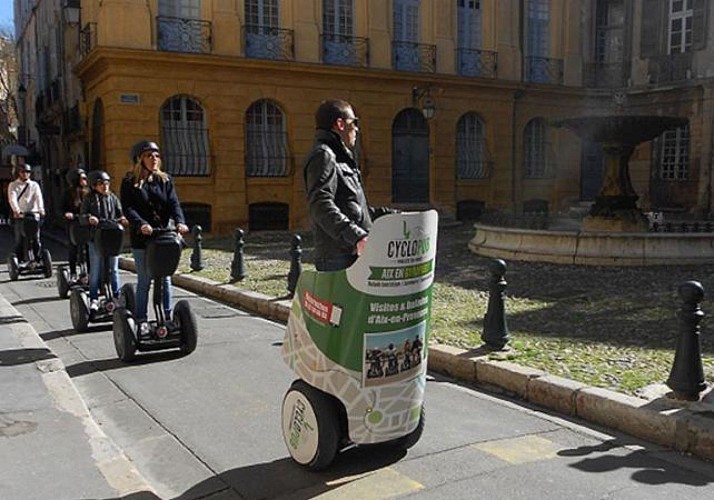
[117, 257, 714, 463]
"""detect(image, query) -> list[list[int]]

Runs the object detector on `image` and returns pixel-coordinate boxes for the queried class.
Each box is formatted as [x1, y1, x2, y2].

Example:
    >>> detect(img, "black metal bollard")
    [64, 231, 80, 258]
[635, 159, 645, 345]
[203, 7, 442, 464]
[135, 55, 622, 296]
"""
[190, 225, 205, 272]
[230, 228, 246, 282]
[287, 234, 303, 297]
[481, 259, 511, 350]
[666, 281, 707, 400]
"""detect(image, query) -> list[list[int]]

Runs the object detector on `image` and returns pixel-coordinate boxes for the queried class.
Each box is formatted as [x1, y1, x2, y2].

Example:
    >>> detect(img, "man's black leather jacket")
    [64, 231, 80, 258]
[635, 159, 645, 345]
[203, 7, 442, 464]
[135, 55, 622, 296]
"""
[304, 129, 390, 261]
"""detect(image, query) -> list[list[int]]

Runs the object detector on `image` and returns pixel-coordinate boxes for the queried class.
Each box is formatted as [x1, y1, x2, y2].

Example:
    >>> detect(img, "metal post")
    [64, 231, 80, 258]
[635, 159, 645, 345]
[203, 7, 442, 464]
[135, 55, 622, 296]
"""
[230, 228, 246, 282]
[481, 259, 511, 350]
[189, 224, 204, 272]
[287, 234, 302, 297]
[666, 281, 707, 400]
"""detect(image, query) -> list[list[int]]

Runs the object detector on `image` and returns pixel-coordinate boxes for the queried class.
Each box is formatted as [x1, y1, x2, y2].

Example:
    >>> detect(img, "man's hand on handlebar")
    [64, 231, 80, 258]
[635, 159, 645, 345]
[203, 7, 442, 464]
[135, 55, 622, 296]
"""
[119, 216, 129, 228]
[64, 212, 74, 220]
[177, 223, 189, 234]
[140, 224, 153, 236]
[88, 215, 99, 226]
[356, 236, 368, 256]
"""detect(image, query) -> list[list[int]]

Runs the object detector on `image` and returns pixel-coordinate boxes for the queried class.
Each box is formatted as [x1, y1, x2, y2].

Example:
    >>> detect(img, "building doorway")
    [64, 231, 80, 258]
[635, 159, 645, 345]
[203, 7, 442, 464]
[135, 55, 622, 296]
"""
[392, 108, 429, 204]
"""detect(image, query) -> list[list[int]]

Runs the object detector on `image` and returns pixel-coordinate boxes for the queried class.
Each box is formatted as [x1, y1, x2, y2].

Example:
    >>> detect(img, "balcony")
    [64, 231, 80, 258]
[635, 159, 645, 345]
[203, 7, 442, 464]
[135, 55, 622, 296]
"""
[456, 48, 497, 78]
[647, 52, 693, 85]
[583, 61, 631, 88]
[525, 56, 563, 85]
[157, 16, 212, 54]
[79, 22, 97, 59]
[320, 33, 369, 67]
[392, 41, 436, 73]
[243, 24, 294, 61]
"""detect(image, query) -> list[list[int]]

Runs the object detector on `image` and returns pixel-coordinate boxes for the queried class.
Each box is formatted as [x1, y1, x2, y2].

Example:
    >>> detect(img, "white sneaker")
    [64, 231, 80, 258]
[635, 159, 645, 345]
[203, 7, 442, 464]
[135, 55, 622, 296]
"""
[89, 299, 99, 311]
[138, 321, 152, 340]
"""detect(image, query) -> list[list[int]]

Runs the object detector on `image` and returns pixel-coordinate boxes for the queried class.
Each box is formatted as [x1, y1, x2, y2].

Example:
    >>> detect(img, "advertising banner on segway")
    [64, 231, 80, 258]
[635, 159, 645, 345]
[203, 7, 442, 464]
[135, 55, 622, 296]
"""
[282, 210, 438, 444]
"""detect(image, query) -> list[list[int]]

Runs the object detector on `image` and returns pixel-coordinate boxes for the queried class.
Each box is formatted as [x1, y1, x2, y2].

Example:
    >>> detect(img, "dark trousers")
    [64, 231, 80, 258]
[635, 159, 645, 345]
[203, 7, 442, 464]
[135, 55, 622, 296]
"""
[12, 218, 41, 260]
[314, 253, 357, 272]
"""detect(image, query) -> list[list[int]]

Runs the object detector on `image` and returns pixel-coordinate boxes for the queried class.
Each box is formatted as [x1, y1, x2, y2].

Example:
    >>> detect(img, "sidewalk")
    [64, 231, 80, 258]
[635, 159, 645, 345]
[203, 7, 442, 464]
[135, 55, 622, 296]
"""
[0, 292, 155, 499]
[40, 226, 714, 463]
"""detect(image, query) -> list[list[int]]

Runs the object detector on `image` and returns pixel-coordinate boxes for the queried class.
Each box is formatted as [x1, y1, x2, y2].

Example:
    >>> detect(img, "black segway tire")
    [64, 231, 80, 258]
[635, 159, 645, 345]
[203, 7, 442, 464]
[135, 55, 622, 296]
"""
[281, 379, 340, 471]
[8, 254, 19, 281]
[392, 405, 425, 451]
[174, 300, 197, 355]
[70, 289, 90, 332]
[113, 309, 137, 362]
[57, 266, 70, 298]
[42, 249, 52, 279]
[120, 283, 136, 315]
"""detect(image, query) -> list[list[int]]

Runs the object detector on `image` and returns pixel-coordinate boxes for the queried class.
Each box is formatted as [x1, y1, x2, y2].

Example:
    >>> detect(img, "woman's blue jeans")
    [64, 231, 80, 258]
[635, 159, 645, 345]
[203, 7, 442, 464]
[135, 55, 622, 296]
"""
[132, 248, 172, 321]
[88, 241, 119, 301]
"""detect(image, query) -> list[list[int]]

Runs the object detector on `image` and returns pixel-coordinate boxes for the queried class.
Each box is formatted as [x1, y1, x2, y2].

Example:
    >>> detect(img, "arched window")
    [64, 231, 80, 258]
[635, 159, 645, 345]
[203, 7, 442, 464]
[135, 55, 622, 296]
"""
[160, 95, 211, 176]
[456, 113, 488, 179]
[245, 100, 290, 177]
[659, 123, 689, 180]
[90, 99, 104, 170]
[524, 118, 549, 178]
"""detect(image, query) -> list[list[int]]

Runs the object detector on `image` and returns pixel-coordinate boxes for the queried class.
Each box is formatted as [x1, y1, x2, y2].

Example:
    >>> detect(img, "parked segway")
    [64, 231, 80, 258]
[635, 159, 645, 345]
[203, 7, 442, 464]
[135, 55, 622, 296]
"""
[281, 210, 438, 470]
[7, 212, 52, 281]
[69, 219, 125, 332]
[113, 228, 197, 362]
[57, 221, 90, 298]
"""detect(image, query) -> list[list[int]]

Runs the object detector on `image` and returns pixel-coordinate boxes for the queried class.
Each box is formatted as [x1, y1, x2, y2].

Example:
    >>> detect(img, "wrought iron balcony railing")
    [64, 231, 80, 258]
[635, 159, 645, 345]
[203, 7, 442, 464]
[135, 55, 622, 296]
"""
[456, 48, 497, 78]
[243, 24, 294, 60]
[79, 22, 97, 59]
[647, 52, 693, 84]
[157, 16, 212, 54]
[525, 56, 563, 85]
[583, 61, 631, 88]
[392, 41, 436, 73]
[321, 33, 369, 67]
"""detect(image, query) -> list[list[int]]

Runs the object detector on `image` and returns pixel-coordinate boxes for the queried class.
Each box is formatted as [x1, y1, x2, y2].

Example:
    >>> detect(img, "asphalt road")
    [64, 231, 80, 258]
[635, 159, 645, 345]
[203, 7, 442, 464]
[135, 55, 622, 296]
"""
[2, 226, 714, 499]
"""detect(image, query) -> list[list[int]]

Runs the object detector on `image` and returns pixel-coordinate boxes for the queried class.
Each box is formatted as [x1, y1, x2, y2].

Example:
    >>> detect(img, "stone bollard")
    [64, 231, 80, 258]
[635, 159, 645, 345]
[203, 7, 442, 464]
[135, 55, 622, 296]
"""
[190, 225, 205, 272]
[287, 234, 303, 297]
[666, 281, 707, 400]
[481, 258, 511, 350]
[230, 228, 247, 282]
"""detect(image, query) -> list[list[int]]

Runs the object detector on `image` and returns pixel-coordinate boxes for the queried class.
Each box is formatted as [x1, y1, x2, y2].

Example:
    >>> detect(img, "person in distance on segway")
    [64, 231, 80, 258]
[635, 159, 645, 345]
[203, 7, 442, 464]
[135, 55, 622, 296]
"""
[120, 140, 189, 336]
[7, 163, 45, 261]
[62, 168, 89, 280]
[80, 171, 128, 316]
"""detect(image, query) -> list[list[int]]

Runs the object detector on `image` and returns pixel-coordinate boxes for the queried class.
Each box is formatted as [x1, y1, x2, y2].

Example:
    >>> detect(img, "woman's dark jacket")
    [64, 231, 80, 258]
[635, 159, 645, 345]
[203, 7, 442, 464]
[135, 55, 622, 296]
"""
[62, 187, 85, 218]
[120, 174, 185, 249]
[79, 190, 124, 240]
[304, 129, 391, 261]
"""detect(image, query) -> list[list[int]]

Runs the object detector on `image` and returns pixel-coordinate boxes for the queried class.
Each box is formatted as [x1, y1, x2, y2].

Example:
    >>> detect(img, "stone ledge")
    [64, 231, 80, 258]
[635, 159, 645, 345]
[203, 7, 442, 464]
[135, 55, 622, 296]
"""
[528, 375, 588, 417]
[476, 359, 546, 399]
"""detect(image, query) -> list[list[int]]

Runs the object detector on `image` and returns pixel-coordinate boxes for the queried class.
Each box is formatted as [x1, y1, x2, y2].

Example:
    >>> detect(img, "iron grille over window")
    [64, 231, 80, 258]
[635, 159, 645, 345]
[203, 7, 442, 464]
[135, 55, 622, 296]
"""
[246, 100, 291, 177]
[457, 49, 497, 78]
[79, 23, 97, 59]
[243, 24, 294, 60]
[524, 118, 550, 178]
[321, 33, 369, 66]
[456, 113, 490, 179]
[660, 124, 689, 180]
[160, 96, 211, 176]
[157, 16, 212, 53]
[525, 56, 563, 84]
[392, 41, 437, 72]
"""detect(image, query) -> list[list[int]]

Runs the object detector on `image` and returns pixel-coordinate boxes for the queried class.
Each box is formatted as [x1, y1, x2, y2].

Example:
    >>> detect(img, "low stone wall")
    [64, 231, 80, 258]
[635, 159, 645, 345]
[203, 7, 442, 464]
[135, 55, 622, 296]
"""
[469, 223, 714, 266]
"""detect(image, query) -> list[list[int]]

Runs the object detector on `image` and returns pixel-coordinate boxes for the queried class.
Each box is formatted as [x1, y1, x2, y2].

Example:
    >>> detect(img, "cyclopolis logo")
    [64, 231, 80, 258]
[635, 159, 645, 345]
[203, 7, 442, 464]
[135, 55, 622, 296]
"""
[386, 221, 430, 259]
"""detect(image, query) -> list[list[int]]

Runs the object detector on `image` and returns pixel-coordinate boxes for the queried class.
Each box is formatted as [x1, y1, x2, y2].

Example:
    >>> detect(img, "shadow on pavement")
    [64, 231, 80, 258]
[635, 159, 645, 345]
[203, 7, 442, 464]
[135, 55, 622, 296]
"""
[12, 296, 65, 306]
[0, 314, 26, 325]
[0, 347, 56, 366]
[66, 350, 185, 378]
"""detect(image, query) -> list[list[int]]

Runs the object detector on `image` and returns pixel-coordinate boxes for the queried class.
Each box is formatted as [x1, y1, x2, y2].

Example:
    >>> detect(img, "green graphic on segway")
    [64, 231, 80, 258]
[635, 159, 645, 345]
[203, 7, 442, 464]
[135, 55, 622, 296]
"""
[281, 210, 438, 470]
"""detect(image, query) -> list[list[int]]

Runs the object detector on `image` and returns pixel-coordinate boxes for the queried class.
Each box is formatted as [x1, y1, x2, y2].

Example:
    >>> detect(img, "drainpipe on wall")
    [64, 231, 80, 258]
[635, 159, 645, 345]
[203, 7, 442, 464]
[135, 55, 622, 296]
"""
[511, 89, 525, 215]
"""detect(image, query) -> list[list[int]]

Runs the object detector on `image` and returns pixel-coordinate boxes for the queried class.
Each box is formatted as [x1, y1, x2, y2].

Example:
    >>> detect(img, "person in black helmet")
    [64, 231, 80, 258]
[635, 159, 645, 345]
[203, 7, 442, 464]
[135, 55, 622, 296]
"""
[121, 140, 188, 331]
[62, 168, 89, 279]
[80, 170, 128, 314]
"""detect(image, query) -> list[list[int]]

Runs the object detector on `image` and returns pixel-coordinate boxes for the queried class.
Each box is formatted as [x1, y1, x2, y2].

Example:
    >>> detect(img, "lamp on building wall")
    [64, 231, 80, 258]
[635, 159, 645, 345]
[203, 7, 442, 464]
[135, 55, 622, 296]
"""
[412, 85, 436, 119]
[63, 0, 81, 24]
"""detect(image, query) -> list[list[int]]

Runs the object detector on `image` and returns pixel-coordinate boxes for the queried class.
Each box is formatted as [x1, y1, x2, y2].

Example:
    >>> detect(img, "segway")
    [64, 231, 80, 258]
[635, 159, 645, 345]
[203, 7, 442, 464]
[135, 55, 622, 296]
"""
[7, 213, 52, 281]
[69, 220, 126, 332]
[57, 221, 91, 298]
[113, 228, 197, 362]
[281, 210, 438, 470]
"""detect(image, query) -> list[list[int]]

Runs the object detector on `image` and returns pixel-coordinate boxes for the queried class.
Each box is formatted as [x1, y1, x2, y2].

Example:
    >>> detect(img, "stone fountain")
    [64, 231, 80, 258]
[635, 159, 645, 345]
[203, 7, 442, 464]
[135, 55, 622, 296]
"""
[468, 113, 714, 266]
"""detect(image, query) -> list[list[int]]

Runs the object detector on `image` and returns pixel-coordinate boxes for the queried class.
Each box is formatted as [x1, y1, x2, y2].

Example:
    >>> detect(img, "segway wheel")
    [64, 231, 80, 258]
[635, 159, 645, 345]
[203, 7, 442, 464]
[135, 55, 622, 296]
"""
[120, 283, 136, 315]
[174, 299, 197, 355]
[281, 380, 340, 471]
[69, 289, 90, 332]
[57, 266, 70, 298]
[42, 249, 52, 279]
[392, 405, 425, 451]
[7, 254, 19, 281]
[113, 309, 136, 362]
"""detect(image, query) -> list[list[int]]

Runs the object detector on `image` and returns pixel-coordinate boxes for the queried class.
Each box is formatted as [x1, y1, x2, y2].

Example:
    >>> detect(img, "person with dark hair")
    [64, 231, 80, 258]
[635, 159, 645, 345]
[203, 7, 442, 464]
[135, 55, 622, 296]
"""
[121, 140, 188, 333]
[80, 170, 128, 315]
[62, 168, 89, 279]
[304, 99, 394, 271]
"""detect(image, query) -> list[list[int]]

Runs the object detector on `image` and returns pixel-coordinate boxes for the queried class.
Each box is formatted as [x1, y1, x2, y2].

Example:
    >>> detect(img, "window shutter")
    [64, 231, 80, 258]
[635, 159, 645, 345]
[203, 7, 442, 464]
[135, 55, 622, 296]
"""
[693, 0, 709, 50]
[640, 0, 664, 58]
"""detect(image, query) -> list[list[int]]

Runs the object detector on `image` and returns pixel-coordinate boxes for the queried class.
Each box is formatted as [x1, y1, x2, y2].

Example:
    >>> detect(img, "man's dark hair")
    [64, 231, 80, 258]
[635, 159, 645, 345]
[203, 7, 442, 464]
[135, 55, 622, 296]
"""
[315, 99, 353, 130]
